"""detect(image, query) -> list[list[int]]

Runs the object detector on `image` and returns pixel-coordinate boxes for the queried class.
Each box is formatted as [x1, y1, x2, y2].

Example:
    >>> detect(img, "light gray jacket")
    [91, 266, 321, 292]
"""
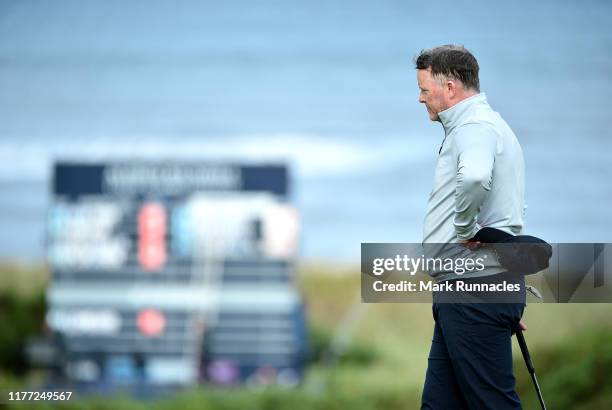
[423, 93, 526, 281]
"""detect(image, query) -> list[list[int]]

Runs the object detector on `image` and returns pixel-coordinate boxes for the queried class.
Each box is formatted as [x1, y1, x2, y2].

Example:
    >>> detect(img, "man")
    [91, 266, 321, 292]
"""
[417, 45, 527, 409]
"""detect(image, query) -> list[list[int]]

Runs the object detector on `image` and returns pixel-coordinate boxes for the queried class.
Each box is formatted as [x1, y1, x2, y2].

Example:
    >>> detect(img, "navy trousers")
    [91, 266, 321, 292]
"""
[421, 274, 526, 409]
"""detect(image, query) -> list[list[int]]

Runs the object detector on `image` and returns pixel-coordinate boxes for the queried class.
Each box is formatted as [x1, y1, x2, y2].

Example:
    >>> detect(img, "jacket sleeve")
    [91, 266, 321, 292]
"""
[453, 123, 497, 241]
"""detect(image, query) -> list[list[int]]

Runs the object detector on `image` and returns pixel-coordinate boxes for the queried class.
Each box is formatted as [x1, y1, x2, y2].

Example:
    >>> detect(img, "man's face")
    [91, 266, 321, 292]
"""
[417, 68, 450, 122]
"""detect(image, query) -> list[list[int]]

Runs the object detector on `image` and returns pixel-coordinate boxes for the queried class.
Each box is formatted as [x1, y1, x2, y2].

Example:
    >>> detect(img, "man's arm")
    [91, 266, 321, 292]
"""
[453, 123, 497, 241]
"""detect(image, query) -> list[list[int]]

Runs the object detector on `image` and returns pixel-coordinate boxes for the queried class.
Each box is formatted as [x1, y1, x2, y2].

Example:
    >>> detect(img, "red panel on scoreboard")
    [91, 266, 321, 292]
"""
[137, 309, 166, 337]
[138, 203, 167, 271]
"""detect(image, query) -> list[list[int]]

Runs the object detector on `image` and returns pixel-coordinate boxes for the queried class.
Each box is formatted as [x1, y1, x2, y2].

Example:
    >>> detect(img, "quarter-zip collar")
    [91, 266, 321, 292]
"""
[438, 93, 488, 135]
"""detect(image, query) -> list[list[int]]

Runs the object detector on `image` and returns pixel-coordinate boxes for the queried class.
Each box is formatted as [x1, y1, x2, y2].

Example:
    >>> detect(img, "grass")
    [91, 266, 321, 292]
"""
[1, 262, 612, 409]
[0, 262, 49, 296]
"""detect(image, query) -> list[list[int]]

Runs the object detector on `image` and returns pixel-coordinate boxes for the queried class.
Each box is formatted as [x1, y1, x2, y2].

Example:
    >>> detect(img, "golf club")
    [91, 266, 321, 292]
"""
[516, 329, 547, 410]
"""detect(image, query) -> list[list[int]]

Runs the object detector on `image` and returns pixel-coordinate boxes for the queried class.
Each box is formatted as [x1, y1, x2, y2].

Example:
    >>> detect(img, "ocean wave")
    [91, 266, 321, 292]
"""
[0, 134, 433, 182]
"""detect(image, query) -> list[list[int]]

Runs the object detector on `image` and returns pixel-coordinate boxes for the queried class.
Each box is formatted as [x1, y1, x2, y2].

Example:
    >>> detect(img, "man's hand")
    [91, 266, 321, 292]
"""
[460, 239, 481, 250]
[512, 321, 527, 335]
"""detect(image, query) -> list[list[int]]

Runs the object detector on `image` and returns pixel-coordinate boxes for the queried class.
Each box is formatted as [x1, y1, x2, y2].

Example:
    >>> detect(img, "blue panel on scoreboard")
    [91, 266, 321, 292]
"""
[53, 163, 288, 198]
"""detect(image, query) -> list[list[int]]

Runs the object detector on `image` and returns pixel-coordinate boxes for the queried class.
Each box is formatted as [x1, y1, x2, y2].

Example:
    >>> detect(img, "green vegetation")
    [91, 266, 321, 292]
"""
[516, 328, 612, 410]
[0, 290, 46, 375]
[1, 263, 612, 409]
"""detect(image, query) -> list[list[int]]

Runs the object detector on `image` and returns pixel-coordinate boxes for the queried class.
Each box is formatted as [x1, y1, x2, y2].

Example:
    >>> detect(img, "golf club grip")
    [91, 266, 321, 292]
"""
[516, 330, 535, 373]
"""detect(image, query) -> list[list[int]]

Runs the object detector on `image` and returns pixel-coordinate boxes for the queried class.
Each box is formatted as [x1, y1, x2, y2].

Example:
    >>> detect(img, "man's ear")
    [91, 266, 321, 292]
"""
[446, 80, 457, 99]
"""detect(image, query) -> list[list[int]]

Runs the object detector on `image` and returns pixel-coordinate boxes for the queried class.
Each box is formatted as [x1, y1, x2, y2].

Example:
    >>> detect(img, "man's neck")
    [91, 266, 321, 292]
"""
[446, 90, 478, 111]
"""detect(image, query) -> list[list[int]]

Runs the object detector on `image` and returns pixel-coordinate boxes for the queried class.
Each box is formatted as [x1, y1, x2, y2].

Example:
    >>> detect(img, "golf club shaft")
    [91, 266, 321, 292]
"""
[530, 373, 547, 410]
[516, 329, 547, 410]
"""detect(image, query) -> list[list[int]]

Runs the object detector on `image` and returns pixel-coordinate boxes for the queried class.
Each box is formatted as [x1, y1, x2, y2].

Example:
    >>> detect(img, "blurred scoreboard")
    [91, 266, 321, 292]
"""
[45, 162, 308, 390]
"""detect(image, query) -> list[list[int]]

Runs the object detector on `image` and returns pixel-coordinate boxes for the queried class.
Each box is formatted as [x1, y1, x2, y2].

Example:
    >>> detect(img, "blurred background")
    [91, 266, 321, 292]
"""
[1, 0, 612, 409]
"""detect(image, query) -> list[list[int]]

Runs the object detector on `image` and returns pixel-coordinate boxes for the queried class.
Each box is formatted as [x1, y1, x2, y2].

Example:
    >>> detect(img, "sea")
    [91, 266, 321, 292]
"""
[1, 0, 611, 262]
